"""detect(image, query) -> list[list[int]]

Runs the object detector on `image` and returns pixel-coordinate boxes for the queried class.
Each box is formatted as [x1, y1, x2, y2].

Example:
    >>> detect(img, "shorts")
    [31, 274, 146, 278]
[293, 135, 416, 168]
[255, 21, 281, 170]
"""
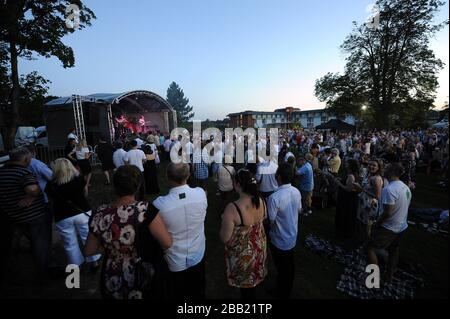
[367, 225, 405, 252]
[300, 190, 312, 207]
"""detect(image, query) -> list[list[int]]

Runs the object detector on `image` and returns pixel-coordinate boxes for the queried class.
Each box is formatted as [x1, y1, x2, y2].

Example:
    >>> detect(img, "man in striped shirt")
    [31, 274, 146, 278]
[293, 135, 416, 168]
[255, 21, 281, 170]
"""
[0, 147, 51, 280]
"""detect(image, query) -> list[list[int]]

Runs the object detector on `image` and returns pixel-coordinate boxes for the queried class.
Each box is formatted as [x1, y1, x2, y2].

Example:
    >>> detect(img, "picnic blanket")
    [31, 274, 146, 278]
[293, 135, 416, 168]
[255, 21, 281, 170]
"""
[304, 234, 425, 299]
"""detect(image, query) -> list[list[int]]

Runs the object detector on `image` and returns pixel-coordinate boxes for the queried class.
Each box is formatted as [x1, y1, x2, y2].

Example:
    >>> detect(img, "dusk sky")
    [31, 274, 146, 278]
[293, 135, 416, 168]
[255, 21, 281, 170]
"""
[20, 0, 449, 121]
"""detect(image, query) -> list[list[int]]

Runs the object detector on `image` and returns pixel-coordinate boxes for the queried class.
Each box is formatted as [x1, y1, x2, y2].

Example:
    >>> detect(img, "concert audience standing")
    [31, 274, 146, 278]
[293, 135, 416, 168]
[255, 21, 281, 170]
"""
[97, 136, 116, 185]
[255, 158, 279, 199]
[215, 155, 236, 215]
[65, 138, 78, 167]
[0, 147, 51, 283]
[85, 165, 172, 299]
[142, 144, 160, 195]
[334, 159, 361, 239]
[46, 158, 101, 268]
[267, 163, 302, 298]
[113, 141, 127, 169]
[354, 159, 385, 243]
[67, 128, 79, 144]
[296, 154, 314, 216]
[153, 163, 207, 299]
[25, 144, 53, 204]
[72, 139, 93, 191]
[367, 163, 412, 283]
[220, 169, 267, 299]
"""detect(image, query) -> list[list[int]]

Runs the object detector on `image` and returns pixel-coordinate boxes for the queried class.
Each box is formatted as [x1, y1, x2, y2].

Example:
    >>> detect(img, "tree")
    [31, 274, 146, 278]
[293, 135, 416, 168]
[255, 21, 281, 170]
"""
[0, 0, 95, 150]
[18, 72, 54, 126]
[166, 81, 194, 124]
[315, 0, 448, 129]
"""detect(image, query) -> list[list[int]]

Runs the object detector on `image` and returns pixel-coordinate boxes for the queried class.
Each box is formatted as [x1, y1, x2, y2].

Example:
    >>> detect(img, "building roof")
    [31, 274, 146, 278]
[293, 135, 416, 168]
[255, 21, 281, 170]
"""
[227, 107, 333, 117]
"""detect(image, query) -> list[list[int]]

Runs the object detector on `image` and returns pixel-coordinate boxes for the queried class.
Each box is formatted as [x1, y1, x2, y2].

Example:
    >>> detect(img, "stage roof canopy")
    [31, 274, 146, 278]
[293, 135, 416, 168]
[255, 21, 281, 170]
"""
[44, 90, 174, 113]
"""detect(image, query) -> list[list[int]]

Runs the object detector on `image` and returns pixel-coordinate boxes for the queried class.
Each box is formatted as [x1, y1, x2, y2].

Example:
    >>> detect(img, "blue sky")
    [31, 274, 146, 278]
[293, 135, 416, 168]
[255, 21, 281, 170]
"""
[20, 0, 449, 121]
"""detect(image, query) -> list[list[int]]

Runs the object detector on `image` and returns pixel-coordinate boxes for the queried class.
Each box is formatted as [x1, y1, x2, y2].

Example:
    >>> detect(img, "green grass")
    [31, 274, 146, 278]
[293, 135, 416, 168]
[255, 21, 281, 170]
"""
[133, 160, 448, 299]
[1, 160, 448, 299]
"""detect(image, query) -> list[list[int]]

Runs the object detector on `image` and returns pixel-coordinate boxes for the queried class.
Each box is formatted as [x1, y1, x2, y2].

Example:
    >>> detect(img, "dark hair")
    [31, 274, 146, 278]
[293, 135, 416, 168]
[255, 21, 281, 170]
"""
[235, 169, 261, 208]
[113, 165, 142, 197]
[276, 163, 294, 185]
[369, 159, 384, 177]
[347, 159, 360, 176]
[130, 140, 138, 147]
[167, 163, 190, 184]
[24, 143, 36, 154]
[67, 138, 76, 144]
[9, 147, 31, 162]
[311, 143, 320, 150]
[385, 163, 405, 179]
[114, 141, 123, 149]
[287, 156, 296, 166]
[142, 144, 153, 155]
[99, 135, 107, 142]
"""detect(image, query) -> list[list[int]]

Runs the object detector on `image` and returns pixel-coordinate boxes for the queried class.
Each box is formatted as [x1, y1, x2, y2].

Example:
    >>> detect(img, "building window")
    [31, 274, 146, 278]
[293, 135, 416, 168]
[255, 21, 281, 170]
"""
[321, 116, 328, 123]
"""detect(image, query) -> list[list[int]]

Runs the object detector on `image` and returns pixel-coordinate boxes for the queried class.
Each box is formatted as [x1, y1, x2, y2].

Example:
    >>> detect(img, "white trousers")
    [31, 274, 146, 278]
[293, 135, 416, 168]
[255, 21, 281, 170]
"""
[55, 212, 101, 266]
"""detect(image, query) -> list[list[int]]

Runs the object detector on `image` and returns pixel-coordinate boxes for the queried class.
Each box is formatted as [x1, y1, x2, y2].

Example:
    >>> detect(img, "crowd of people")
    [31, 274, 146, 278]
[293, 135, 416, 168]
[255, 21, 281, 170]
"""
[0, 125, 448, 299]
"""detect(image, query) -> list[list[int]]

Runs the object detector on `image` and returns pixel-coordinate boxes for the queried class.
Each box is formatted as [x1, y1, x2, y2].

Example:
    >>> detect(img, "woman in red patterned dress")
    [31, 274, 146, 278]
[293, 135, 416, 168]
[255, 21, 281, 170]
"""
[220, 168, 268, 299]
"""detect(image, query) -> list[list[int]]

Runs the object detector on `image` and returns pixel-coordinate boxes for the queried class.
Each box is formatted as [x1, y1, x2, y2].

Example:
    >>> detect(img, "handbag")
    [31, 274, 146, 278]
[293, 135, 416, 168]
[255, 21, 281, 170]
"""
[133, 202, 157, 291]
[48, 182, 92, 217]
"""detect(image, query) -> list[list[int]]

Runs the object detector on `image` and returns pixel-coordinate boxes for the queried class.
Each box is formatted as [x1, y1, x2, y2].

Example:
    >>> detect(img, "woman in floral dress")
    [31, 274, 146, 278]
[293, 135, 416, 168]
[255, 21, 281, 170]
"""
[84, 165, 172, 299]
[220, 169, 267, 299]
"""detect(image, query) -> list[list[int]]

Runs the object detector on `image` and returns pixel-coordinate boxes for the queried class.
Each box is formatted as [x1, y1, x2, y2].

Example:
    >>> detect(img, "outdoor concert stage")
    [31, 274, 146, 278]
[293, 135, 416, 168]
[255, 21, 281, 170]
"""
[43, 90, 177, 147]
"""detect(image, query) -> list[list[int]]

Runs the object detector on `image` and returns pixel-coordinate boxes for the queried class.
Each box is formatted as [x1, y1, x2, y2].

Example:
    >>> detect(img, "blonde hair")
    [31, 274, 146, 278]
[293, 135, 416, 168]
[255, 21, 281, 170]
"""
[76, 139, 88, 150]
[51, 158, 80, 185]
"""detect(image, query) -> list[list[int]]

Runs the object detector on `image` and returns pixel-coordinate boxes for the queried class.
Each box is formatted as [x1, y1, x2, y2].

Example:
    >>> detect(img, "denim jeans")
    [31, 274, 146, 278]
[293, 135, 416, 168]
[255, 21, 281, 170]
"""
[55, 212, 101, 266]
[18, 210, 53, 275]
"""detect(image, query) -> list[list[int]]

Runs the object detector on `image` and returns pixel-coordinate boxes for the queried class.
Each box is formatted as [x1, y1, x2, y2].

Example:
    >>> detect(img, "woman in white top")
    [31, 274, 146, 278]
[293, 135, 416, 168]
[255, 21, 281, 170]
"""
[70, 139, 93, 191]
[216, 155, 236, 215]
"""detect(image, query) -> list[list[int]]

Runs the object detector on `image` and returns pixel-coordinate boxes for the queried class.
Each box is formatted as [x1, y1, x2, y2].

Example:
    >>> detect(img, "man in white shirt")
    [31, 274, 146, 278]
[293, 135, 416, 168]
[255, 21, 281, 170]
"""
[267, 163, 302, 299]
[367, 163, 412, 282]
[123, 140, 146, 199]
[255, 158, 279, 198]
[153, 162, 207, 299]
[112, 141, 127, 169]
[134, 136, 145, 149]
[67, 128, 79, 144]
[124, 140, 146, 172]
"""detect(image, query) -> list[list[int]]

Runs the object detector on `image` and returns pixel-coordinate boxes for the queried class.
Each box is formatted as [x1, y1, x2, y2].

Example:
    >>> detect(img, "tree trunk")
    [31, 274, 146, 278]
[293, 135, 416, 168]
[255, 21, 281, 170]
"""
[6, 21, 20, 151]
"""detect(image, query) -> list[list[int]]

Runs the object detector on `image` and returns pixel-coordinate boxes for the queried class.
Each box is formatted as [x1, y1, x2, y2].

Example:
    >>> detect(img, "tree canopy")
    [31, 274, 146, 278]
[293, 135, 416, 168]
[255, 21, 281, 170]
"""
[315, 0, 448, 129]
[0, 0, 95, 149]
[166, 81, 195, 124]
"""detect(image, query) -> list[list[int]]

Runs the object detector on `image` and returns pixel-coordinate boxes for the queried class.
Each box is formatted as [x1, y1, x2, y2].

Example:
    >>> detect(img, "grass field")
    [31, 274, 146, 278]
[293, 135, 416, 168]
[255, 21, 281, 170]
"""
[1, 160, 448, 299]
